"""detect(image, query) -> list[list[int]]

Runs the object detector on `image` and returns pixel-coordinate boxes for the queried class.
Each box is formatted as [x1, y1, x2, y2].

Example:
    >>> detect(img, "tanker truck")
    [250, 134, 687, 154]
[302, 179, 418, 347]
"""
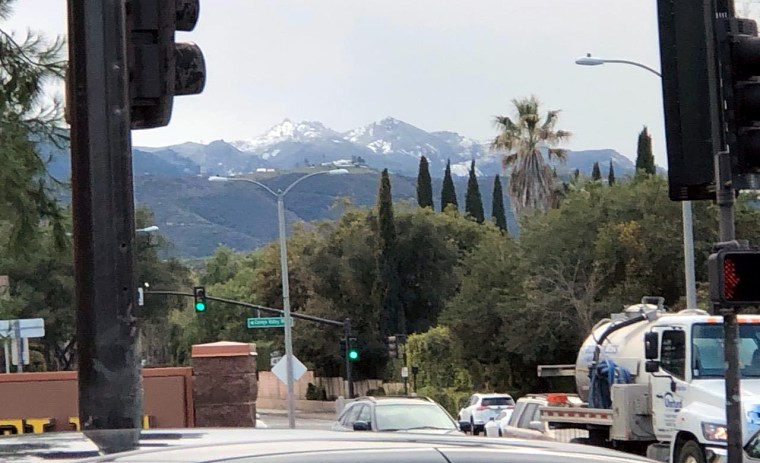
[536, 296, 760, 463]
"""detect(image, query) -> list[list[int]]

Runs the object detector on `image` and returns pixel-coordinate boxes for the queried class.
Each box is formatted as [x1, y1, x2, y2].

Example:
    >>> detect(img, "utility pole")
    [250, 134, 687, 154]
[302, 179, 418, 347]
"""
[344, 318, 354, 399]
[67, 0, 142, 452]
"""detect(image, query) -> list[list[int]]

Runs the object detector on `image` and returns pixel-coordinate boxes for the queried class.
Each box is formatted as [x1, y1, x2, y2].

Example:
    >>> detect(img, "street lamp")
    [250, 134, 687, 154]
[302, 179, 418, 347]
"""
[575, 53, 697, 310]
[209, 168, 349, 428]
[136, 225, 160, 234]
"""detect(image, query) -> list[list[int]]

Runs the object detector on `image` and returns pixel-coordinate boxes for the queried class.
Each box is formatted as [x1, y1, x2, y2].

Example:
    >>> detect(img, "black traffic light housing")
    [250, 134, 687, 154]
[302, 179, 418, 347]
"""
[126, 0, 206, 129]
[340, 337, 359, 361]
[193, 286, 207, 313]
[717, 16, 760, 186]
[656, 0, 724, 201]
[709, 249, 760, 306]
[347, 337, 359, 362]
[387, 335, 398, 359]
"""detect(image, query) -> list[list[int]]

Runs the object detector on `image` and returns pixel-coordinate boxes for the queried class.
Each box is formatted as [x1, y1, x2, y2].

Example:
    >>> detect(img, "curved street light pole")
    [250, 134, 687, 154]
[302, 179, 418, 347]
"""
[575, 54, 697, 310]
[209, 169, 348, 428]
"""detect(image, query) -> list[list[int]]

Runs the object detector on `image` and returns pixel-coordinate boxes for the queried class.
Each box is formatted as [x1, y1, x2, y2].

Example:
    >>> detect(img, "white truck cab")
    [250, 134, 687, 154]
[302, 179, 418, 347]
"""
[539, 299, 760, 463]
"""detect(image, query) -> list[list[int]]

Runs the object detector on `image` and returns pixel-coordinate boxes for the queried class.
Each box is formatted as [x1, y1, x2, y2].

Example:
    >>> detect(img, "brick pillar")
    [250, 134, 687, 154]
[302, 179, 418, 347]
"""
[192, 341, 258, 427]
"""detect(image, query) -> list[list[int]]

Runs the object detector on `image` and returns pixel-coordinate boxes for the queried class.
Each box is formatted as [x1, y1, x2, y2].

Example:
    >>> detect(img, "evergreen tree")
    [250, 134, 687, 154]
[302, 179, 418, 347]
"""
[416, 156, 434, 209]
[441, 159, 458, 212]
[0, 1, 68, 252]
[635, 126, 656, 175]
[491, 176, 508, 231]
[608, 161, 616, 185]
[591, 162, 602, 181]
[375, 169, 404, 335]
[465, 160, 485, 223]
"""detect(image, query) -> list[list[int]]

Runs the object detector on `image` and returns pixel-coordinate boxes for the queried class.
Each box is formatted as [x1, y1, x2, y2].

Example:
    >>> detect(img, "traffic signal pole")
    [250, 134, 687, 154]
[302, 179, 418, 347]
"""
[714, 7, 741, 463]
[715, 146, 742, 463]
[67, 0, 142, 451]
[344, 318, 354, 399]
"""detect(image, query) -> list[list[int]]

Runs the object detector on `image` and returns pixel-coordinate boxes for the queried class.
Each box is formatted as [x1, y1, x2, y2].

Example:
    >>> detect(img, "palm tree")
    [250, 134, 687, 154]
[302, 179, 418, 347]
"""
[490, 95, 571, 215]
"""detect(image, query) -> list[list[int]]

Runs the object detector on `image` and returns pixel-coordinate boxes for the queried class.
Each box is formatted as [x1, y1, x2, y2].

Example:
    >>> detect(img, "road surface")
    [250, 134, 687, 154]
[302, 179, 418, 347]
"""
[258, 410, 336, 430]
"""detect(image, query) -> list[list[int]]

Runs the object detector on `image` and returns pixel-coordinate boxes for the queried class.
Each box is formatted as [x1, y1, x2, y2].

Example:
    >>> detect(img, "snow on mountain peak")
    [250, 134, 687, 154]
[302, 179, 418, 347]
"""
[232, 119, 337, 152]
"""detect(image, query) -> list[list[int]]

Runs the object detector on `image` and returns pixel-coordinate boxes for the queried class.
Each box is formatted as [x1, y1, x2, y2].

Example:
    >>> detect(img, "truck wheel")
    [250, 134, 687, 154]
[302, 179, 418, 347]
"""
[677, 441, 705, 463]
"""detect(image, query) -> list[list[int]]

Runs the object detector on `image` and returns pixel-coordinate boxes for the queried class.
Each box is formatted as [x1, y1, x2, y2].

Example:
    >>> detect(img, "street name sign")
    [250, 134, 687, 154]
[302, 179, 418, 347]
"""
[247, 317, 285, 329]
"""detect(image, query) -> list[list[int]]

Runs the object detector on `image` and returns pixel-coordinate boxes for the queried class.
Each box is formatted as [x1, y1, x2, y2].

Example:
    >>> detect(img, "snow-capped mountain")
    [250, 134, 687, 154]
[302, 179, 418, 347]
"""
[231, 119, 341, 152]
[136, 117, 637, 178]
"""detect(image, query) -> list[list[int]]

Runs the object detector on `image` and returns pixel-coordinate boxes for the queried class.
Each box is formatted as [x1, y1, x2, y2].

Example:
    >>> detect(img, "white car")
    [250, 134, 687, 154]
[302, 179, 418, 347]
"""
[458, 393, 514, 435]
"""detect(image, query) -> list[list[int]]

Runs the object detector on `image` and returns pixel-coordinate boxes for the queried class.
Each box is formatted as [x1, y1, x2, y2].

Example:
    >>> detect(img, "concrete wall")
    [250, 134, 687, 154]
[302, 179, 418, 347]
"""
[256, 372, 406, 402]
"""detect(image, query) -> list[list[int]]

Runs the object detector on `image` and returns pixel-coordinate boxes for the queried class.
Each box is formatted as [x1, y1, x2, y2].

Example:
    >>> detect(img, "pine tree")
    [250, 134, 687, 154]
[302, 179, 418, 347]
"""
[591, 162, 602, 181]
[440, 159, 458, 212]
[0, 2, 68, 252]
[464, 160, 485, 223]
[375, 169, 404, 335]
[608, 161, 616, 185]
[416, 156, 434, 209]
[635, 126, 656, 175]
[491, 176, 507, 231]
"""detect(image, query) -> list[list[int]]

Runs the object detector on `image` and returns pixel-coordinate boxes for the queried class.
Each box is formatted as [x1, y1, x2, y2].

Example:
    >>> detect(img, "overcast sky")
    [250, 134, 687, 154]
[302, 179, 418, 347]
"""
[7, 1, 686, 166]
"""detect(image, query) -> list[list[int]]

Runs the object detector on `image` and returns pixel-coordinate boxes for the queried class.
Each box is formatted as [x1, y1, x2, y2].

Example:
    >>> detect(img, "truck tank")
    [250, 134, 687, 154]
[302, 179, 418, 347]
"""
[574, 301, 666, 402]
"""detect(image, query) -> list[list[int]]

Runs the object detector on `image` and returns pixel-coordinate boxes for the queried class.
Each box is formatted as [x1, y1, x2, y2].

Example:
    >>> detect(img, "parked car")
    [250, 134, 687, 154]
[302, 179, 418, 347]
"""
[499, 394, 588, 442]
[458, 392, 515, 435]
[331, 396, 463, 434]
[0, 428, 659, 463]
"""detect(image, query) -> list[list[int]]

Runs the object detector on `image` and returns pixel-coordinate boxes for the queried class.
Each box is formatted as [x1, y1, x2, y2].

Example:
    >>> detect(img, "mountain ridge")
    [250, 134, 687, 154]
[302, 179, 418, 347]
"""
[134, 117, 637, 179]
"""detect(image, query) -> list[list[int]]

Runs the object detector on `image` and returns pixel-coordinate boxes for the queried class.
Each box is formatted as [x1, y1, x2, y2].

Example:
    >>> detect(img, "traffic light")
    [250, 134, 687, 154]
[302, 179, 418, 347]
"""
[125, 0, 206, 129]
[656, 0, 724, 200]
[387, 335, 398, 359]
[348, 337, 359, 362]
[716, 16, 760, 186]
[709, 249, 760, 305]
[193, 286, 207, 312]
[340, 337, 359, 361]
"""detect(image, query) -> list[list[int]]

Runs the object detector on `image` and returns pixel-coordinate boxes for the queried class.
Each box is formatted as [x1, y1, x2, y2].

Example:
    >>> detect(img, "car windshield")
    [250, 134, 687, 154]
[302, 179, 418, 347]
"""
[481, 397, 513, 406]
[693, 323, 760, 379]
[374, 404, 458, 431]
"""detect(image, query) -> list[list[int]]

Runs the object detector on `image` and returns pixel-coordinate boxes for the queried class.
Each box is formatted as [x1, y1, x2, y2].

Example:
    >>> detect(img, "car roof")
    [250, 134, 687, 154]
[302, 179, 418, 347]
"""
[353, 396, 439, 405]
[476, 393, 513, 398]
[40, 429, 655, 463]
[515, 396, 549, 405]
[0, 428, 657, 462]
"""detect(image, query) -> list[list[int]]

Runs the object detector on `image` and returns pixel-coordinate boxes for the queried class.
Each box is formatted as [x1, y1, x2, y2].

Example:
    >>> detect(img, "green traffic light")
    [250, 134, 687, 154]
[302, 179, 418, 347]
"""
[195, 302, 206, 312]
[348, 349, 359, 361]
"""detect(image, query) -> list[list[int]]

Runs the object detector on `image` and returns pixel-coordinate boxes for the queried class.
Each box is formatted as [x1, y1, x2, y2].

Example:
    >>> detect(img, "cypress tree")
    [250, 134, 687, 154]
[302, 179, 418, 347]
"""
[375, 169, 404, 335]
[635, 126, 656, 175]
[591, 161, 602, 181]
[416, 156, 434, 209]
[608, 161, 616, 185]
[491, 175, 507, 231]
[441, 159, 458, 212]
[465, 160, 485, 223]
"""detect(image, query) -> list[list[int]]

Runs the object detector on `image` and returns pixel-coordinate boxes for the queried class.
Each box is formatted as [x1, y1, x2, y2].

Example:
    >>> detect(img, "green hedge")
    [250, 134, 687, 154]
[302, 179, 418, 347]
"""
[417, 387, 472, 418]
